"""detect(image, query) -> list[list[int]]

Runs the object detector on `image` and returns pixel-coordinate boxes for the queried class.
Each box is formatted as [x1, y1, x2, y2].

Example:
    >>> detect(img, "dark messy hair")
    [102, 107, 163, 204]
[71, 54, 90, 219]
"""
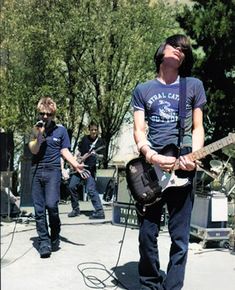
[88, 121, 99, 129]
[154, 34, 194, 77]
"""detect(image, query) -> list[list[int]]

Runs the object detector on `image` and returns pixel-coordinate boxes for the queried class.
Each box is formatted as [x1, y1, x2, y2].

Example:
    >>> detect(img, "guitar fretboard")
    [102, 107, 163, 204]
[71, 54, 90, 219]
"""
[190, 135, 234, 161]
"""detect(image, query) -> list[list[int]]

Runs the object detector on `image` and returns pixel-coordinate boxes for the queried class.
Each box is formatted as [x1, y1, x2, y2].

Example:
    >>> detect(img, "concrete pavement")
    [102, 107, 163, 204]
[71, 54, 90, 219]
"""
[1, 201, 235, 290]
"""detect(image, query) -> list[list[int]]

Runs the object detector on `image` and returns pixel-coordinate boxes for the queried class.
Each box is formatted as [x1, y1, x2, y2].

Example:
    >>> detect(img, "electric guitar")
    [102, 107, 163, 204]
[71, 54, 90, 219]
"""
[126, 133, 235, 206]
[62, 145, 105, 179]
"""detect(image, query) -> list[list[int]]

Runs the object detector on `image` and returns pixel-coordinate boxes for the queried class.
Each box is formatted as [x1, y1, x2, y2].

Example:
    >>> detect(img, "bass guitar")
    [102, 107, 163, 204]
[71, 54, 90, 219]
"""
[126, 133, 235, 206]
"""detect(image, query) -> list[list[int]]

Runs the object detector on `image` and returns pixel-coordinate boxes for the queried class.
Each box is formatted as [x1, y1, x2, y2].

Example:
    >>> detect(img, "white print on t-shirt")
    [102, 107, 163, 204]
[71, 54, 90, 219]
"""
[158, 100, 177, 122]
[147, 93, 179, 123]
[146, 92, 179, 110]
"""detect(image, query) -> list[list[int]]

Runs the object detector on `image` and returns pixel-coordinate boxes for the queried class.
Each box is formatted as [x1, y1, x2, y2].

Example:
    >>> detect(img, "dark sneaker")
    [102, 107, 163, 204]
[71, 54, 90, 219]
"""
[39, 245, 51, 258]
[89, 211, 105, 220]
[51, 237, 60, 252]
[67, 209, 80, 217]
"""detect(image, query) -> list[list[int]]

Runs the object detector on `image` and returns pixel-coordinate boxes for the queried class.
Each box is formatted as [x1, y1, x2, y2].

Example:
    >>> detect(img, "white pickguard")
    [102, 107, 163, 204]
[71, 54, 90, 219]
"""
[154, 165, 189, 192]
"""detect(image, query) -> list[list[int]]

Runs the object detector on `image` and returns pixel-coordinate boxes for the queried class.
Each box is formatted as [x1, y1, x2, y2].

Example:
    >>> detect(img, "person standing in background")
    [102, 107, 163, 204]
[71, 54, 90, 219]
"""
[67, 121, 106, 219]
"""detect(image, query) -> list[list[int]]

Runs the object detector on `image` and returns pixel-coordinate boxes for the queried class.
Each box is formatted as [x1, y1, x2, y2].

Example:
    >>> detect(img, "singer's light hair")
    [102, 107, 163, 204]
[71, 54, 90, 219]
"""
[37, 97, 57, 114]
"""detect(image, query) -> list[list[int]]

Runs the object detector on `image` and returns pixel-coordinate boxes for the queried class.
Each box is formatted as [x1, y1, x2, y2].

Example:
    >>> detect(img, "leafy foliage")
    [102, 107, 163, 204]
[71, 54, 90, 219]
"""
[1, 0, 181, 166]
[177, 0, 235, 142]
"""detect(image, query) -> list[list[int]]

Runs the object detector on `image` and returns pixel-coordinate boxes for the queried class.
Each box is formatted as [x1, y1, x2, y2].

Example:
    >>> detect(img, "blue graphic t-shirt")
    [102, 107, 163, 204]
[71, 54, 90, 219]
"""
[132, 77, 207, 150]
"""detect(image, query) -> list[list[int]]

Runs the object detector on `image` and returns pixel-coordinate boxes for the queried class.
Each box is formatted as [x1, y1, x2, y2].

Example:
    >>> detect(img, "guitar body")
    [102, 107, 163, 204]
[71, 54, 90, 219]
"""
[125, 156, 162, 206]
[126, 144, 192, 206]
[126, 133, 235, 206]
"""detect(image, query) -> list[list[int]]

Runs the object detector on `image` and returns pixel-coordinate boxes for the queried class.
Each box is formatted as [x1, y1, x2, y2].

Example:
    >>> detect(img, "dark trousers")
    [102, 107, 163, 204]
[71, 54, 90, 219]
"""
[68, 173, 103, 212]
[31, 166, 61, 247]
[138, 184, 194, 290]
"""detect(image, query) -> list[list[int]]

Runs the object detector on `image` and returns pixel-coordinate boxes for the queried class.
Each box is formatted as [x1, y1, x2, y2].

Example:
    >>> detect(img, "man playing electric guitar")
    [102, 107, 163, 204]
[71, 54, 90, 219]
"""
[67, 121, 106, 219]
[132, 34, 207, 290]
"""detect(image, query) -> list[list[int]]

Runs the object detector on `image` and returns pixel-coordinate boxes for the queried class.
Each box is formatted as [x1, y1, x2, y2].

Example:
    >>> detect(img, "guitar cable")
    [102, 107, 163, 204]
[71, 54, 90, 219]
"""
[76, 196, 134, 289]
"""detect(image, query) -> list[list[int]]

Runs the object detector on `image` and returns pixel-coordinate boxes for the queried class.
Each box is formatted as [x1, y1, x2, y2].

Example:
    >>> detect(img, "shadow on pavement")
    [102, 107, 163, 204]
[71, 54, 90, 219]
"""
[30, 235, 86, 253]
[111, 261, 140, 290]
[112, 261, 167, 290]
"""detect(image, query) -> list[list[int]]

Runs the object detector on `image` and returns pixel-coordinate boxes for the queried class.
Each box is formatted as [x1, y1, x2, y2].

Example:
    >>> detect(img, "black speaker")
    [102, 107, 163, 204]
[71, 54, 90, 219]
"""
[96, 168, 116, 197]
[0, 132, 14, 171]
[20, 159, 33, 206]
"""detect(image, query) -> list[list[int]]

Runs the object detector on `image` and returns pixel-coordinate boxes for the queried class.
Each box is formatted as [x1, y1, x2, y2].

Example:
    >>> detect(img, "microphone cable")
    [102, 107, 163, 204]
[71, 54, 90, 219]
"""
[77, 197, 134, 289]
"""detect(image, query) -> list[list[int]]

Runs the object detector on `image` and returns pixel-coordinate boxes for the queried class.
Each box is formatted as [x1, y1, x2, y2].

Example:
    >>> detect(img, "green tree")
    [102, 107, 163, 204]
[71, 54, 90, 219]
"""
[177, 0, 235, 142]
[55, 0, 181, 166]
[1, 0, 182, 167]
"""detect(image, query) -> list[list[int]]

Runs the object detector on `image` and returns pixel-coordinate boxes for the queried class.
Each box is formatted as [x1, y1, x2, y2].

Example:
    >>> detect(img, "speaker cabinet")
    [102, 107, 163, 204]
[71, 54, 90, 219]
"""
[0, 132, 14, 171]
[96, 168, 115, 195]
[191, 194, 228, 228]
[19, 144, 33, 206]
[116, 168, 134, 204]
[20, 159, 33, 206]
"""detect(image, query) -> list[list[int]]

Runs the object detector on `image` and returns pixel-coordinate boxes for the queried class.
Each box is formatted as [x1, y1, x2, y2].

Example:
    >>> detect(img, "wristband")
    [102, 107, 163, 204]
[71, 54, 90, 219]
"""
[137, 140, 148, 152]
[146, 149, 158, 163]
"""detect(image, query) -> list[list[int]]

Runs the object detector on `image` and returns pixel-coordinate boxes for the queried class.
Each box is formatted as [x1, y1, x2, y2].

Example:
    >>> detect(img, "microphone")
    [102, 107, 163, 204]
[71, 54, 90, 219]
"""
[35, 120, 45, 128]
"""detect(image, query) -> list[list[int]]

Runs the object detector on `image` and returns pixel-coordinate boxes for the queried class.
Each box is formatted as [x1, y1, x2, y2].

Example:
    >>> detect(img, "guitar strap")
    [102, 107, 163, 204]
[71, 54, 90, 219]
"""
[178, 77, 187, 149]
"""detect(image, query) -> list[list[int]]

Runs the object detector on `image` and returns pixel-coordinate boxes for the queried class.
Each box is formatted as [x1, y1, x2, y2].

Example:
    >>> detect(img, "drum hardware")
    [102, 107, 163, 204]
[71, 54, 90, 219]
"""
[223, 176, 235, 198]
[197, 165, 218, 193]
[209, 160, 223, 176]
[222, 145, 235, 159]
[198, 165, 217, 179]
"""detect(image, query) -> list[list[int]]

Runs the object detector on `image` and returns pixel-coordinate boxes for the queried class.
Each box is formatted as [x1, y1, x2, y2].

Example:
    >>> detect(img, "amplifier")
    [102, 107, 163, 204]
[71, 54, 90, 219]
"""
[116, 168, 134, 204]
[191, 193, 228, 228]
[112, 202, 139, 228]
[96, 168, 116, 195]
[112, 202, 168, 229]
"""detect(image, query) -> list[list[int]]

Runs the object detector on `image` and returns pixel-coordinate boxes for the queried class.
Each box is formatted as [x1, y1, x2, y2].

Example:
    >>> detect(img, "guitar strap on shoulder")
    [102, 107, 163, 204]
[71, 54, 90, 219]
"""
[178, 77, 187, 148]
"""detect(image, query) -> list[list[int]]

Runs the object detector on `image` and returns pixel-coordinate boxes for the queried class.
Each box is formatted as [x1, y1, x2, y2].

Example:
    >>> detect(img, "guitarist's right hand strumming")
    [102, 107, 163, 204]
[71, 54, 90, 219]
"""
[139, 144, 176, 173]
[150, 153, 176, 172]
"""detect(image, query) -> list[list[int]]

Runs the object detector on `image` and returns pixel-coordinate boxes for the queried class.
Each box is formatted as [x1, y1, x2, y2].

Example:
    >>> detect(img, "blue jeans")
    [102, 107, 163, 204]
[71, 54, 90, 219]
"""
[68, 173, 103, 212]
[138, 184, 194, 290]
[31, 166, 61, 247]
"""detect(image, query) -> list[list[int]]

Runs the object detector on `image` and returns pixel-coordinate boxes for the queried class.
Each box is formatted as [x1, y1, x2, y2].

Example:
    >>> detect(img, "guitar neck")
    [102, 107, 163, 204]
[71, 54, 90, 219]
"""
[79, 152, 92, 163]
[78, 145, 105, 163]
[189, 135, 234, 161]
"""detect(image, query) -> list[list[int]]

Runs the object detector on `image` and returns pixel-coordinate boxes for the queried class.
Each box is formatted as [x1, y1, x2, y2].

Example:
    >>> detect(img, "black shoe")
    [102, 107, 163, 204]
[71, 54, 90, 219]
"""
[68, 209, 80, 217]
[51, 237, 60, 252]
[89, 211, 105, 220]
[39, 245, 51, 258]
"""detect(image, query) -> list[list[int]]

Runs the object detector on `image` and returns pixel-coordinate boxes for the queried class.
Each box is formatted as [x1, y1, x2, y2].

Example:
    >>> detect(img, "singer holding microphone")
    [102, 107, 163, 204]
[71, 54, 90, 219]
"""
[28, 97, 89, 258]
